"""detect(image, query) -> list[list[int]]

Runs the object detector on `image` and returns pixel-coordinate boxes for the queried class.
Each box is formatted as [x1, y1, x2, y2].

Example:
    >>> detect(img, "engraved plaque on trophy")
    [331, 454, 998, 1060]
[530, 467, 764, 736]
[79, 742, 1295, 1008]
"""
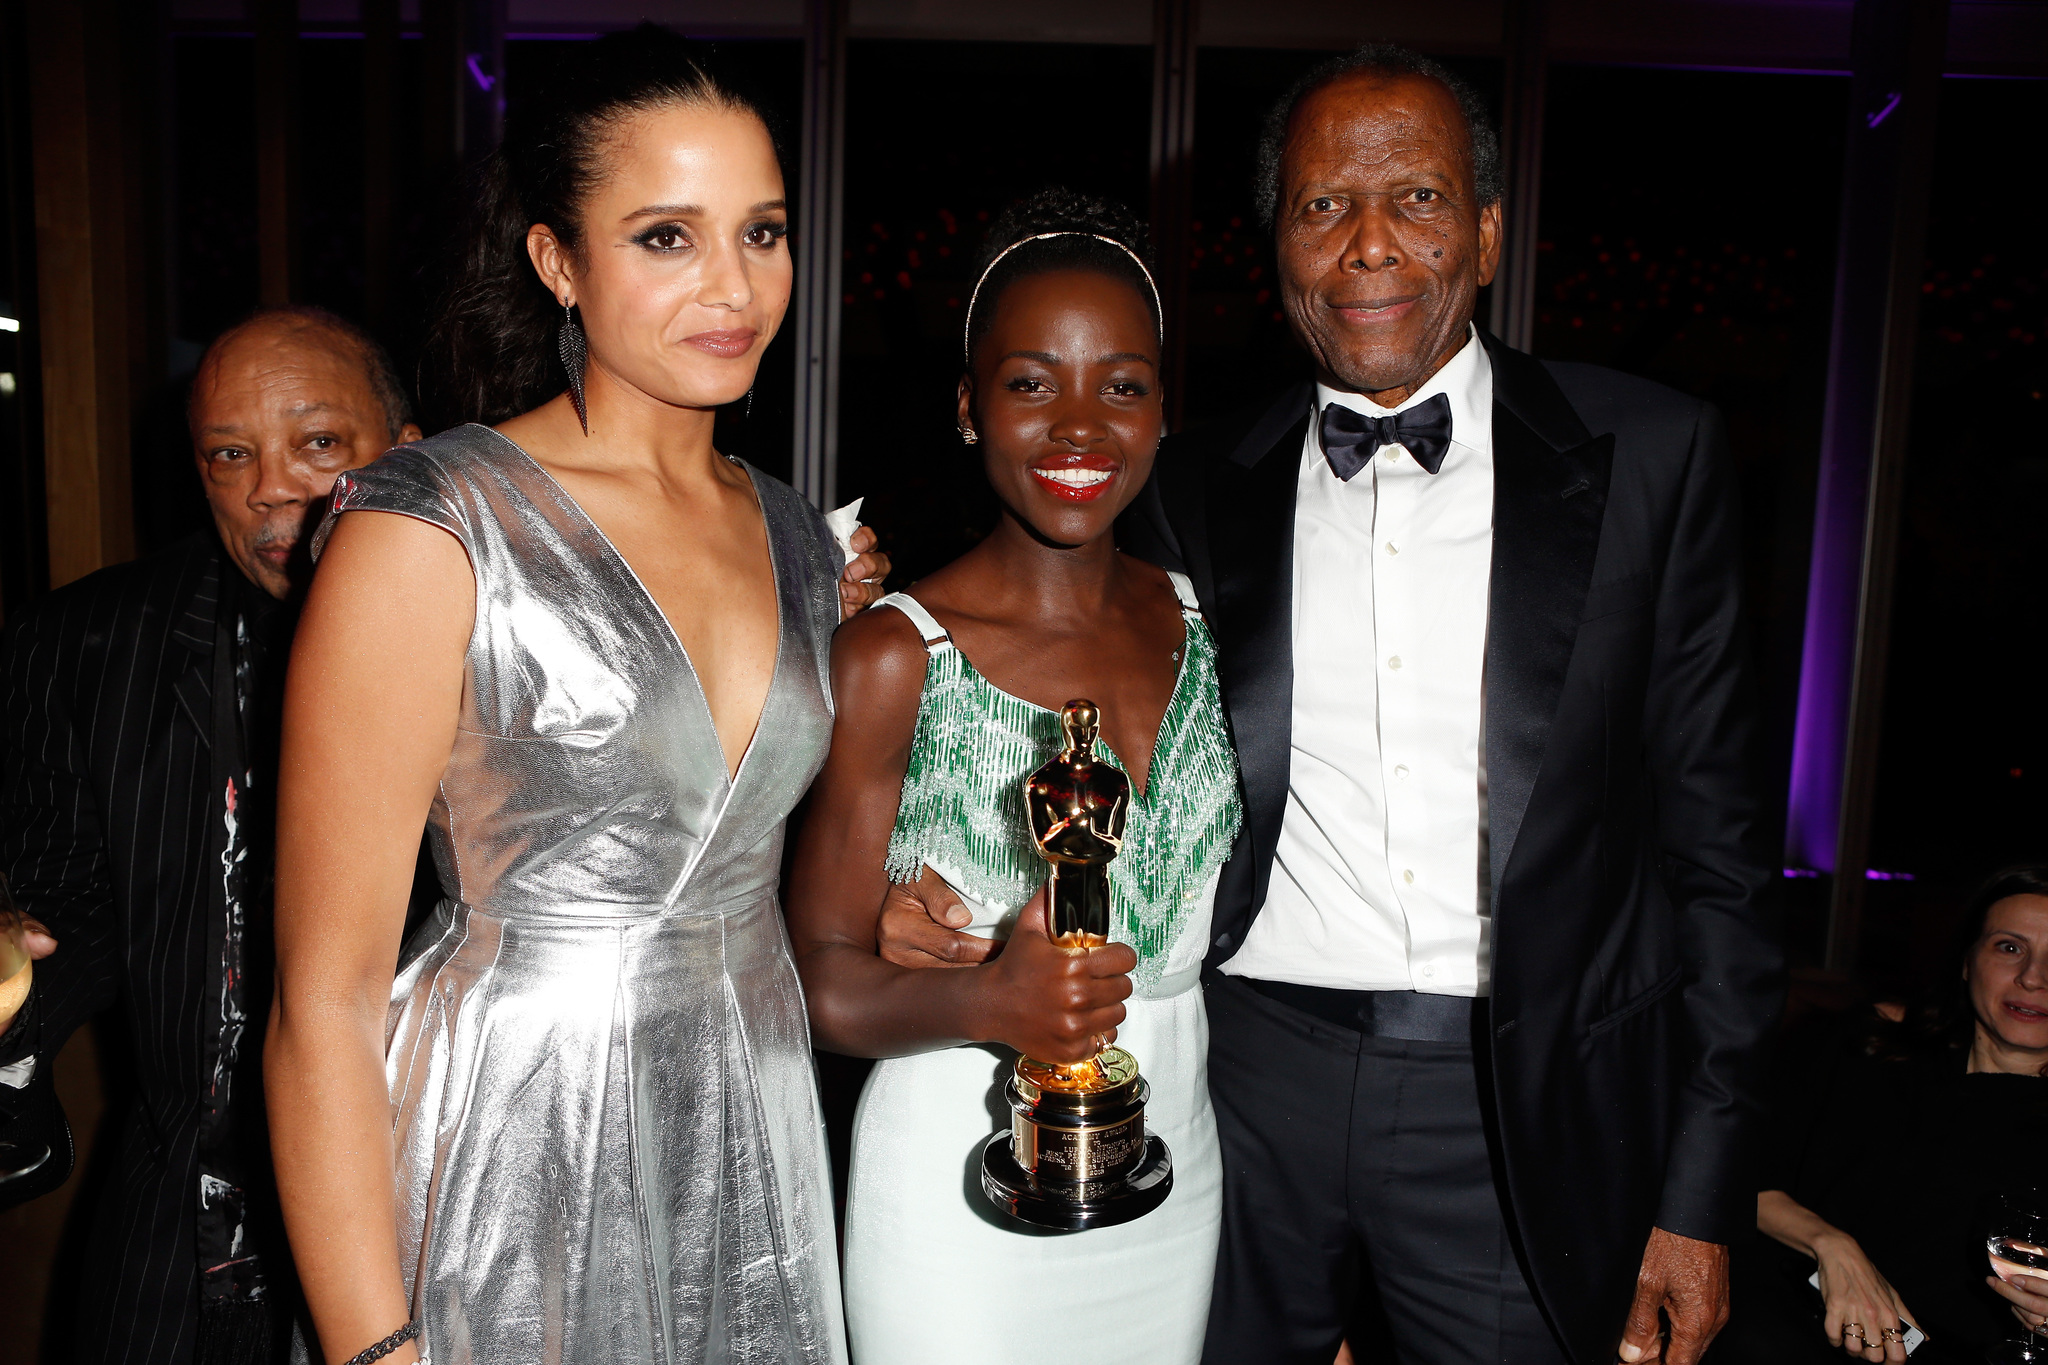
[980, 700, 1173, 1230]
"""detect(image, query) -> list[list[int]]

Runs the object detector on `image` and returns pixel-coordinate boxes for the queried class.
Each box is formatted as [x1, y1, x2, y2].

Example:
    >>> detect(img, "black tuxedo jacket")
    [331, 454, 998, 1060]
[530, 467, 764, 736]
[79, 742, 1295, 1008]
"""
[0, 540, 260, 1364]
[1120, 334, 1783, 1361]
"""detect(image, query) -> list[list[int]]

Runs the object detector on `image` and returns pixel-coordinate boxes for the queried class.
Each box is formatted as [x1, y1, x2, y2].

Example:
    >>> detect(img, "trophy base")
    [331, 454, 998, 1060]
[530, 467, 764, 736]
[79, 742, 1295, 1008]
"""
[978, 1129, 1172, 1231]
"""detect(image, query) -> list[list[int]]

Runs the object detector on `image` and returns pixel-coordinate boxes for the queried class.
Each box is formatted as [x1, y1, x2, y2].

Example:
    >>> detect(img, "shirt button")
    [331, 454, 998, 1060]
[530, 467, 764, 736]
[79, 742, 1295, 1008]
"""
[1387, 656, 1403, 671]
[1403, 869, 1416, 884]
[1384, 541, 1398, 556]
[1383, 448, 1399, 462]
[1421, 963, 1436, 979]
[1394, 764, 1410, 779]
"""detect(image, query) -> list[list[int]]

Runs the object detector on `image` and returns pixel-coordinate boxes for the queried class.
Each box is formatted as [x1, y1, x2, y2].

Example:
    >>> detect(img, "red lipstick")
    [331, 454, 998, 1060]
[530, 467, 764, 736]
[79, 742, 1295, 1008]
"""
[1027, 453, 1120, 504]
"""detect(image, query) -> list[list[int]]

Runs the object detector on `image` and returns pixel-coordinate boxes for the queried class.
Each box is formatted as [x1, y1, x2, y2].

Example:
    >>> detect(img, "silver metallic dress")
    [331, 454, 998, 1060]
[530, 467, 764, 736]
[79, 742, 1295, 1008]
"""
[317, 425, 849, 1365]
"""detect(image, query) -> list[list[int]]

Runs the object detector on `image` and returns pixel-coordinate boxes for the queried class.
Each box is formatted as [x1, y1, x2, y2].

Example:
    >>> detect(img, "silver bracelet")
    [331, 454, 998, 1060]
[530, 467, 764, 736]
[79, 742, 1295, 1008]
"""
[342, 1320, 420, 1365]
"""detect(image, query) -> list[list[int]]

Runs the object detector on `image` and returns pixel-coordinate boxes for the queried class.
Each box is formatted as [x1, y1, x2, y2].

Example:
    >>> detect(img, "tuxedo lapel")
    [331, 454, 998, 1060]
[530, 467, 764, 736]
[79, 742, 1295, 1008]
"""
[1483, 338, 1614, 896]
[1206, 384, 1312, 876]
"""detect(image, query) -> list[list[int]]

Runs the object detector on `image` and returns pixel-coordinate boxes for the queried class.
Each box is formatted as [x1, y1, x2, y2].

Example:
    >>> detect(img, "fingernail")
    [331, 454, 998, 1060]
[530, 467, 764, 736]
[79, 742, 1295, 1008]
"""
[1619, 1345, 1642, 1362]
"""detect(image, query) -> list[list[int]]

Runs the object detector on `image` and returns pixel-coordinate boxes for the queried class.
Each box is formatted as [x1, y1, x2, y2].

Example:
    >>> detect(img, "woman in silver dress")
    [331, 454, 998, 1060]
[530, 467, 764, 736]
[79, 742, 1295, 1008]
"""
[265, 30, 883, 1365]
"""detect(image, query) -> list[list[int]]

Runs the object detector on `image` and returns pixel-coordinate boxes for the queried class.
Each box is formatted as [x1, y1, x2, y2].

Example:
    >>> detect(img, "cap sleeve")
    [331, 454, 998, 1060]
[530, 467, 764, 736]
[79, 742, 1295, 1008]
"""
[312, 444, 470, 562]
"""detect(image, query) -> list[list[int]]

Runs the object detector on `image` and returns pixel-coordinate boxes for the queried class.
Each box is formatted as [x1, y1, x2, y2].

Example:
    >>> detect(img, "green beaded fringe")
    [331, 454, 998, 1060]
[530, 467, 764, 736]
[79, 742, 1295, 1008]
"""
[883, 608, 1242, 987]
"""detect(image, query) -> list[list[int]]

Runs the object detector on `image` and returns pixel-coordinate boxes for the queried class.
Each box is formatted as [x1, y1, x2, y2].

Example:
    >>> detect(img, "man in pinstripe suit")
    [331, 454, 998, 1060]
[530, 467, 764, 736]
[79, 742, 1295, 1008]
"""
[0, 307, 421, 1365]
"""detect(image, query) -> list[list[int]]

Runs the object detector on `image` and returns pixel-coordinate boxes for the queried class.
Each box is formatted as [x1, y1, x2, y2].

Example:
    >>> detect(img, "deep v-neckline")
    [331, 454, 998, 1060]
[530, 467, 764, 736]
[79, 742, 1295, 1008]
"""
[922, 604, 1194, 803]
[481, 426, 786, 787]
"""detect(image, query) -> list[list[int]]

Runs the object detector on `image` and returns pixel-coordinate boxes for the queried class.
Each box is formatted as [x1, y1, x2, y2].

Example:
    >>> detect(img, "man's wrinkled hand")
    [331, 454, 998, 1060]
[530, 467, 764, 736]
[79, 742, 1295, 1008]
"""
[1, 901, 57, 1027]
[1618, 1228, 1729, 1365]
[839, 525, 891, 620]
[877, 867, 997, 968]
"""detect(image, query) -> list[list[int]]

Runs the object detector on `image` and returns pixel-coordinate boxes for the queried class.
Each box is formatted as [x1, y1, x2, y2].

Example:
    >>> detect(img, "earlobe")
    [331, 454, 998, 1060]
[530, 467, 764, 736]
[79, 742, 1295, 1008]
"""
[1476, 201, 1504, 289]
[527, 225, 573, 303]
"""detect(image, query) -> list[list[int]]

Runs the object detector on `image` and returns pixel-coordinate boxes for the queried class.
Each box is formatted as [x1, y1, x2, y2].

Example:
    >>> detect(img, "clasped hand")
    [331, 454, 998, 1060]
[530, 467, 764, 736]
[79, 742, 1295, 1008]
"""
[881, 871, 1132, 1064]
[837, 525, 889, 620]
[0, 901, 57, 1033]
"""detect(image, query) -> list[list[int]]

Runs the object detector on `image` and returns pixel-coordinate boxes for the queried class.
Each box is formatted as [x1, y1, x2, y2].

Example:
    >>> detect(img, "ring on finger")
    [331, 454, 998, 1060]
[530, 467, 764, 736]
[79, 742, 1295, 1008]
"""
[1879, 1329, 1903, 1344]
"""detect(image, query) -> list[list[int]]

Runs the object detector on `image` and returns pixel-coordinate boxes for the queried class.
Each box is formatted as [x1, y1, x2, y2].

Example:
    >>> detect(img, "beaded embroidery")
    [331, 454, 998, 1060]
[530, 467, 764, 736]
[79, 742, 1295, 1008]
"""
[882, 596, 1242, 988]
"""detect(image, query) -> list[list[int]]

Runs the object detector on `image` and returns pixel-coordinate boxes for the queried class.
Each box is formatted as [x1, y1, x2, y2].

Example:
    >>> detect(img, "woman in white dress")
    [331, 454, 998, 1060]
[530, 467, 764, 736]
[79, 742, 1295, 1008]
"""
[785, 190, 1242, 1365]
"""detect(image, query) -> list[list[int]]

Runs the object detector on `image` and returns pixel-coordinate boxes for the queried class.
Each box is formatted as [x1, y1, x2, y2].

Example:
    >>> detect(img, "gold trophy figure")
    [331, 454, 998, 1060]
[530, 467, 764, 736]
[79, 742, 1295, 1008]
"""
[980, 700, 1173, 1230]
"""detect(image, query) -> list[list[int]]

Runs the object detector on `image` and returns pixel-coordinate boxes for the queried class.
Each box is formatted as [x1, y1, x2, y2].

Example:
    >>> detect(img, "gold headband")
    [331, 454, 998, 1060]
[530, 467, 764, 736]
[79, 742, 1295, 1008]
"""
[961, 231, 1164, 365]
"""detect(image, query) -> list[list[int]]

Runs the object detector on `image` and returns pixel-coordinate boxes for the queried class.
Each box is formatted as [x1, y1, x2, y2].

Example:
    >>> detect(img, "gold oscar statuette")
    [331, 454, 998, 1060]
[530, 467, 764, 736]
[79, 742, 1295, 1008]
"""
[979, 700, 1173, 1230]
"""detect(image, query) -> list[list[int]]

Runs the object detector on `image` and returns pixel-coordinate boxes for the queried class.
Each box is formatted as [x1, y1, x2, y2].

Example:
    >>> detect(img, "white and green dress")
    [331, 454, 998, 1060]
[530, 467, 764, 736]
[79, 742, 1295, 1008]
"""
[842, 573, 1243, 1365]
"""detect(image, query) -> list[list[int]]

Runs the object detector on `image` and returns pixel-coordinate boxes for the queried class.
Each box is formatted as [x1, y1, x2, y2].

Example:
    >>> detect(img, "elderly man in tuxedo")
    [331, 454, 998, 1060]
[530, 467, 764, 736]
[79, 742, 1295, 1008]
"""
[885, 45, 1781, 1365]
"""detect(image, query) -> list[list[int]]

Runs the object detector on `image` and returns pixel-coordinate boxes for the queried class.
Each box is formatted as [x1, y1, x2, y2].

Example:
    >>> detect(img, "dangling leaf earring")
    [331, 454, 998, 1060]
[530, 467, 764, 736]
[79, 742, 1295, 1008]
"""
[557, 299, 589, 434]
[959, 425, 978, 445]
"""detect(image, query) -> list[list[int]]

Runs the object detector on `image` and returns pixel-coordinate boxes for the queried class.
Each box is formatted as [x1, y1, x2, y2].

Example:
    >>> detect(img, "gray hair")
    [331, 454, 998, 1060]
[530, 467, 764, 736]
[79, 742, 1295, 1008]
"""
[1254, 44, 1503, 229]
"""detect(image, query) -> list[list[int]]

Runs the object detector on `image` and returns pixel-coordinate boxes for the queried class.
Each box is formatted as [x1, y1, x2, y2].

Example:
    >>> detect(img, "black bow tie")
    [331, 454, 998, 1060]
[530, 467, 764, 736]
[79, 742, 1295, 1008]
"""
[1318, 392, 1454, 480]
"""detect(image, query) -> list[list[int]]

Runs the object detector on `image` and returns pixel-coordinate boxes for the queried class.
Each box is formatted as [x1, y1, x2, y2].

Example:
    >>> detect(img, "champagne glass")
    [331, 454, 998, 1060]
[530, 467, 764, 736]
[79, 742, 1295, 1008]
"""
[1985, 1188, 2048, 1364]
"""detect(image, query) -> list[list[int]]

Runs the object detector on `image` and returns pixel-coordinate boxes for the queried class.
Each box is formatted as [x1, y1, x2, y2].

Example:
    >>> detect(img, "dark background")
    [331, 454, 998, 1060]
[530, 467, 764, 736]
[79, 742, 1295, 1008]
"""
[19, 30, 2048, 993]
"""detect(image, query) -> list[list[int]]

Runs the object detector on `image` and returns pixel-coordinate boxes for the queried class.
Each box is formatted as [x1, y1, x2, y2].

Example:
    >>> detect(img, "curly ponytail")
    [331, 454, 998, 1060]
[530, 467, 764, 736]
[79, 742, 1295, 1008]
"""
[421, 24, 783, 427]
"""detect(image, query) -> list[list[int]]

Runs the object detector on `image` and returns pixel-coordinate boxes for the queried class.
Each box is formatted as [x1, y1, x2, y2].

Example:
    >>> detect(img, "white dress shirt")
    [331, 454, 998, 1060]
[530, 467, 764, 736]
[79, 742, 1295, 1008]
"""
[1222, 327, 1495, 995]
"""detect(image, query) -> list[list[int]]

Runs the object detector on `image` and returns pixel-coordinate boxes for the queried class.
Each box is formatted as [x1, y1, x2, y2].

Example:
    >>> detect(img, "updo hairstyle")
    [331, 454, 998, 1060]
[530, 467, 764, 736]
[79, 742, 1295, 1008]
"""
[424, 25, 781, 427]
[964, 188, 1160, 374]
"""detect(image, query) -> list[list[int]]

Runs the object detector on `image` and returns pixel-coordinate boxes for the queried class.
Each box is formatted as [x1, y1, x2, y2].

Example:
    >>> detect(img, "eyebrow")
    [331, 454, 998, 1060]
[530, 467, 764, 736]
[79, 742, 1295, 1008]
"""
[622, 199, 787, 222]
[1000, 350, 1158, 367]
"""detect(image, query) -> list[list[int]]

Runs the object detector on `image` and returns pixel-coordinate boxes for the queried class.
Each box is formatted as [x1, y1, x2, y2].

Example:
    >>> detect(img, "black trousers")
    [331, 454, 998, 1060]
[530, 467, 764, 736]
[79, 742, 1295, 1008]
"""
[1200, 974, 1569, 1365]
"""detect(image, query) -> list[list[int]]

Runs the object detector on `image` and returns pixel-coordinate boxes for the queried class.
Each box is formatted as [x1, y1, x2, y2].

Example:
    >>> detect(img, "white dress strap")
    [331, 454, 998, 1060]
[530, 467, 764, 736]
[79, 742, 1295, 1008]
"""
[1165, 571, 1203, 616]
[878, 592, 953, 653]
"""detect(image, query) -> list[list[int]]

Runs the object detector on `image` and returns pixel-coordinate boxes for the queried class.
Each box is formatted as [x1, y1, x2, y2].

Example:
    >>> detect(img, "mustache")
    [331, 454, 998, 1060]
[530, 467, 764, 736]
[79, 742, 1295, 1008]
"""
[249, 512, 314, 552]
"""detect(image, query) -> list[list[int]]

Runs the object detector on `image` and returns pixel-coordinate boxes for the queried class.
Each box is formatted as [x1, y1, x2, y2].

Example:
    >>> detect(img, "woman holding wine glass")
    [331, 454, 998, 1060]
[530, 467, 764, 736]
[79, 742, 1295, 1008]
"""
[1713, 867, 2048, 1363]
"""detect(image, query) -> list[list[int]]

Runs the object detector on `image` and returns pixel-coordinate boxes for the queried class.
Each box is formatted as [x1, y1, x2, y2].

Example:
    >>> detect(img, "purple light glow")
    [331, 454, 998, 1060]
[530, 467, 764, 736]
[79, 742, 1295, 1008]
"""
[466, 53, 496, 92]
[1866, 90, 1903, 127]
[1785, 432, 1865, 876]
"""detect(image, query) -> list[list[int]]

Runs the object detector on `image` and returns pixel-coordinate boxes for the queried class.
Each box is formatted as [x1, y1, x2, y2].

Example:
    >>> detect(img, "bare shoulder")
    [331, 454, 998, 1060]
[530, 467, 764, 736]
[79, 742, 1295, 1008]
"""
[830, 601, 932, 718]
[1119, 551, 1176, 595]
[1117, 551, 1186, 614]
[304, 509, 476, 647]
[318, 508, 472, 588]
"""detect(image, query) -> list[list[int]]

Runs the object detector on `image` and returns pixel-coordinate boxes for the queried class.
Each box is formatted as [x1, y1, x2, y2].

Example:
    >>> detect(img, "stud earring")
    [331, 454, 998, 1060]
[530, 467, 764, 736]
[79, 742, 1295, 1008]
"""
[959, 425, 978, 445]
[557, 300, 588, 434]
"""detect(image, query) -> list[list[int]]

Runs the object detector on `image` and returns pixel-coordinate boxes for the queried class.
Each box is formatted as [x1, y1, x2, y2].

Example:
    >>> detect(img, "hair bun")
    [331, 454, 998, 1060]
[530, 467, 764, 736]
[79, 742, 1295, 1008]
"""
[973, 187, 1152, 278]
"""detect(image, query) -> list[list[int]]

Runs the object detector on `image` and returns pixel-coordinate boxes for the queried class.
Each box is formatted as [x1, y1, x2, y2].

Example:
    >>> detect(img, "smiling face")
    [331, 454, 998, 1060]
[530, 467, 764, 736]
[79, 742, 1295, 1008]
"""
[1273, 71, 1501, 405]
[190, 316, 420, 600]
[1969, 893, 2048, 1059]
[958, 268, 1162, 549]
[530, 100, 790, 413]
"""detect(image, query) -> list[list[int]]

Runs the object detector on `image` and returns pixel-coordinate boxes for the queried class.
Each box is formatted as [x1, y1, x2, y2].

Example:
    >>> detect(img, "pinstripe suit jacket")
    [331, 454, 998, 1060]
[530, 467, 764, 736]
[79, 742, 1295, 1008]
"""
[0, 538, 247, 1365]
